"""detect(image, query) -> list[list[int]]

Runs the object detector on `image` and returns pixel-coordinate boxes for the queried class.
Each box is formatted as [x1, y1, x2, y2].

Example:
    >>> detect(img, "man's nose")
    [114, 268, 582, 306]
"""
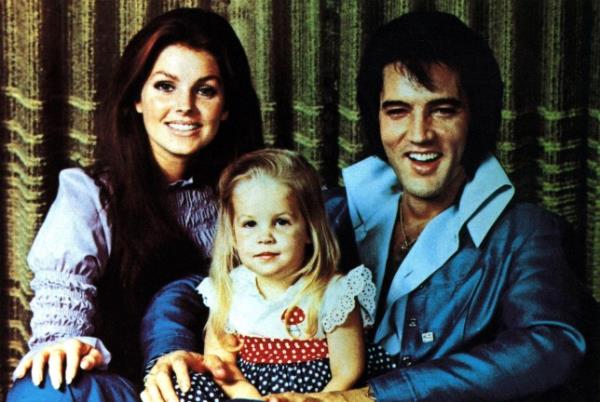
[407, 113, 433, 143]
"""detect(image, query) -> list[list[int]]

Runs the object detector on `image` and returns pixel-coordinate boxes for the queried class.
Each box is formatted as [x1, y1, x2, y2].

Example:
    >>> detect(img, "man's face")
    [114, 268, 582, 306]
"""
[379, 63, 469, 201]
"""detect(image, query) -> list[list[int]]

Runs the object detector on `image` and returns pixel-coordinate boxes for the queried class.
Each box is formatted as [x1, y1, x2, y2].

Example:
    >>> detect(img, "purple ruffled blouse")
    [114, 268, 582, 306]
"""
[22, 168, 217, 368]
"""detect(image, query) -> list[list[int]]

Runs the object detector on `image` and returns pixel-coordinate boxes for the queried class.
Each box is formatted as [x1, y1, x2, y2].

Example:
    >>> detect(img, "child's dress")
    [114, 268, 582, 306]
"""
[180, 265, 376, 401]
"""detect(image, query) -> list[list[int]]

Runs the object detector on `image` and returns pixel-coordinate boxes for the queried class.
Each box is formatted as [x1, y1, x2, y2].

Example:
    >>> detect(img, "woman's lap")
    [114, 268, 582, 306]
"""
[7, 371, 137, 402]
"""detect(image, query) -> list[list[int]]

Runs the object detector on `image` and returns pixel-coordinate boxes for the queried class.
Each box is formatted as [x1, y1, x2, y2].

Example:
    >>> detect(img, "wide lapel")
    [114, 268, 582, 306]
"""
[384, 156, 514, 305]
[375, 155, 515, 351]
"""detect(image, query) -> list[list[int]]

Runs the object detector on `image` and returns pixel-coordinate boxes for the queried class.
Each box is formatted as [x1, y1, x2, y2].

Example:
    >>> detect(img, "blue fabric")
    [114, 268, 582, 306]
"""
[141, 273, 207, 365]
[7, 372, 137, 402]
[332, 155, 590, 401]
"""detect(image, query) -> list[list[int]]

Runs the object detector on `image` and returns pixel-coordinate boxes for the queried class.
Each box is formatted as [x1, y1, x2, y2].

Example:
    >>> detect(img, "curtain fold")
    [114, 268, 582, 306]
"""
[1, 0, 597, 396]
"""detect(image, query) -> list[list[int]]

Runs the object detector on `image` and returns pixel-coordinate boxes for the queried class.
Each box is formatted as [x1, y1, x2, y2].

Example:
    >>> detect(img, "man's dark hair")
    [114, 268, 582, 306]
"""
[357, 11, 503, 175]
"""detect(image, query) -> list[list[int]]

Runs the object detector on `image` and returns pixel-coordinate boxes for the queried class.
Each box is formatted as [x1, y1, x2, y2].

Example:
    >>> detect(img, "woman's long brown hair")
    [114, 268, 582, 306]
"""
[91, 8, 263, 380]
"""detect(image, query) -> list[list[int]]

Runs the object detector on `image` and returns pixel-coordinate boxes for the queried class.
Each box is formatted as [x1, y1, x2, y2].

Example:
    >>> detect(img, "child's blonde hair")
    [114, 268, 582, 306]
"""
[208, 148, 340, 343]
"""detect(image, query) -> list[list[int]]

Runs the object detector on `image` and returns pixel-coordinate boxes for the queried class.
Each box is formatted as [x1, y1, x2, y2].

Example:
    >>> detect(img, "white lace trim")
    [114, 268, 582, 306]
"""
[196, 277, 215, 309]
[321, 265, 376, 333]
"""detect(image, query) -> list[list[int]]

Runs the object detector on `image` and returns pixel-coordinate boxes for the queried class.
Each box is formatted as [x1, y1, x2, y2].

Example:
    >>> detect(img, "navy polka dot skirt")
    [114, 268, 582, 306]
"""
[175, 336, 332, 401]
[173, 338, 397, 401]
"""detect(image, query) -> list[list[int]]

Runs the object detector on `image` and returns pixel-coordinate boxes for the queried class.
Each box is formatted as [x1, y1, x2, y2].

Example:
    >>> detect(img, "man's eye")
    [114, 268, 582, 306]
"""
[241, 220, 256, 228]
[385, 108, 408, 118]
[433, 107, 457, 117]
[154, 81, 175, 92]
[196, 85, 218, 97]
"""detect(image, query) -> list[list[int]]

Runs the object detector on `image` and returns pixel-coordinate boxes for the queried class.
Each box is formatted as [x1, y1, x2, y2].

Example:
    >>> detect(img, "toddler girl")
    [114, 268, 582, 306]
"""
[181, 149, 375, 401]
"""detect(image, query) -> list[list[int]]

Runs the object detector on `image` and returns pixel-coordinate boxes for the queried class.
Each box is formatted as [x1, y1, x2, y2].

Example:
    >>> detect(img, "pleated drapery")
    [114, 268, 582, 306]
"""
[1, 0, 598, 396]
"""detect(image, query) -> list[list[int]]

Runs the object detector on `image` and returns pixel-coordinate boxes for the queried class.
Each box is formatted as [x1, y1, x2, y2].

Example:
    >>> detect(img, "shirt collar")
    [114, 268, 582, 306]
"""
[344, 154, 514, 247]
[459, 154, 515, 246]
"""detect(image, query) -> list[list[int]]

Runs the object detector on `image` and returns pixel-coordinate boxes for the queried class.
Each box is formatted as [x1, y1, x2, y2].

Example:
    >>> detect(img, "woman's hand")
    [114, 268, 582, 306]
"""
[13, 338, 104, 389]
[141, 351, 228, 402]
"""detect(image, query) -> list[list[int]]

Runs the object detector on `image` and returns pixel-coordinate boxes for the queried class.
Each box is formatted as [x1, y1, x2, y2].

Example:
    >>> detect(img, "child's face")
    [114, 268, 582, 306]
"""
[232, 175, 311, 292]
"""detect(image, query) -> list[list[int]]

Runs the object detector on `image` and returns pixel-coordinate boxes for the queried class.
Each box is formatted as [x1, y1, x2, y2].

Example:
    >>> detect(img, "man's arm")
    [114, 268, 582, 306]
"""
[140, 274, 207, 365]
[140, 274, 233, 402]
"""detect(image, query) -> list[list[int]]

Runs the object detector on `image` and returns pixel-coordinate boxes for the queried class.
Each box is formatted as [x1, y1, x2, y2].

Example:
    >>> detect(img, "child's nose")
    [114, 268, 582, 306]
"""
[257, 226, 275, 244]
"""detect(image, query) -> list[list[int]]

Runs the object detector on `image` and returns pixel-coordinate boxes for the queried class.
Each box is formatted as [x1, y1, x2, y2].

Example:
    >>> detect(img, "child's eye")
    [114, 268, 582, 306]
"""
[275, 218, 291, 226]
[154, 81, 175, 92]
[241, 220, 256, 228]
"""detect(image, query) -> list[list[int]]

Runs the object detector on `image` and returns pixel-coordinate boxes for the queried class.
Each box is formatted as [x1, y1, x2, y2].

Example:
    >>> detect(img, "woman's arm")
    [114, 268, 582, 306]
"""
[204, 323, 262, 400]
[15, 169, 111, 388]
[322, 304, 365, 392]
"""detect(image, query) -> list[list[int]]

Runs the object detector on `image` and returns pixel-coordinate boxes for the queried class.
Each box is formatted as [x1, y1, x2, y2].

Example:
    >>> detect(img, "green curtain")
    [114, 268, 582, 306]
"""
[1, 0, 598, 395]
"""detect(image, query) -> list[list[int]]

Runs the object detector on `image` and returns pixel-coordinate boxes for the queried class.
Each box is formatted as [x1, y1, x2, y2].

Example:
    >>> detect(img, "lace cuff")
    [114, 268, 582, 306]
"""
[320, 265, 376, 333]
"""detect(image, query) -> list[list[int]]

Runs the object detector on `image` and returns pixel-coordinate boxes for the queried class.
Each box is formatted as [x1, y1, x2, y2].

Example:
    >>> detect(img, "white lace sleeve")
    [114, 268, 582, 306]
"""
[320, 265, 376, 333]
[196, 277, 216, 308]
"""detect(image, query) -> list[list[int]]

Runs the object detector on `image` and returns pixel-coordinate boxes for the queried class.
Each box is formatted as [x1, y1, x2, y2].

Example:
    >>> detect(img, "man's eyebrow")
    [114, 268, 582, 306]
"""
[380, 100, 410, 109]
[428, 98, 464, 108]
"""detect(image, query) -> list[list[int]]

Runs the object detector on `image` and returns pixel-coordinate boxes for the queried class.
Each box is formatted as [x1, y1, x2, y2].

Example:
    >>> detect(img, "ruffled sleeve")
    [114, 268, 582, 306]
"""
[25, 168, 112, 366]
[320, 265, 376, 333]
[196, 277, 216, 308]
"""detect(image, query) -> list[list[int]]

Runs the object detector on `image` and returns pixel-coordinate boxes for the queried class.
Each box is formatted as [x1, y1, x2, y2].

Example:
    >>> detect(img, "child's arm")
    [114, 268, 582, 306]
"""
[322, 303, 366, 392]
[204, 322, 263, 399]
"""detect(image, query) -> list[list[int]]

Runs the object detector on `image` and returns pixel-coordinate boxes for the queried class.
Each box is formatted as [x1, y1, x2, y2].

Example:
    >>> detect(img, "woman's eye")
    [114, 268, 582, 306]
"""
[196, 85, 218, 97]
[154, 81, 175, 92]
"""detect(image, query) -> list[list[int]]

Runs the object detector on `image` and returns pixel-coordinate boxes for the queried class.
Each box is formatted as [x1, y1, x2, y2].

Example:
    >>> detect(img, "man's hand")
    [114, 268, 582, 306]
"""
[13, 338, 103, 389]
[140, 351, 228, 402]
[267, 387, 373, 402]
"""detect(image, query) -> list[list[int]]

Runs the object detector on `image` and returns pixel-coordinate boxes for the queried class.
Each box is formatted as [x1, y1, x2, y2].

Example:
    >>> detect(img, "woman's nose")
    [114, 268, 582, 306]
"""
[175, 90, 195, 113]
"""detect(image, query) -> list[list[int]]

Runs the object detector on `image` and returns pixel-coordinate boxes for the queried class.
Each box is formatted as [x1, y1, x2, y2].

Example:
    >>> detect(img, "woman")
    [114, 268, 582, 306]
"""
[8, 7, 262, 401]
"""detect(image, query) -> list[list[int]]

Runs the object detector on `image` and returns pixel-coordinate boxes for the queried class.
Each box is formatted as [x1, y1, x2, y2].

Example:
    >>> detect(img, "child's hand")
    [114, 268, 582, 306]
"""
[211, 356, 262, 400]
[141, 351, 227, 402]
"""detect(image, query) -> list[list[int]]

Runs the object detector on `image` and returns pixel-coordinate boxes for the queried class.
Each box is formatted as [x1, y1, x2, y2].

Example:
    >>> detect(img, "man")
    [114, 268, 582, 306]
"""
[142, 11, 595, 402]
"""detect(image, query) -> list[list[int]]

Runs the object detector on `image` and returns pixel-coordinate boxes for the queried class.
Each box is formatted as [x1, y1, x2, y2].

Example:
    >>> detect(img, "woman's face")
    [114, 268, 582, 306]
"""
[135, 44, 228, 180]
